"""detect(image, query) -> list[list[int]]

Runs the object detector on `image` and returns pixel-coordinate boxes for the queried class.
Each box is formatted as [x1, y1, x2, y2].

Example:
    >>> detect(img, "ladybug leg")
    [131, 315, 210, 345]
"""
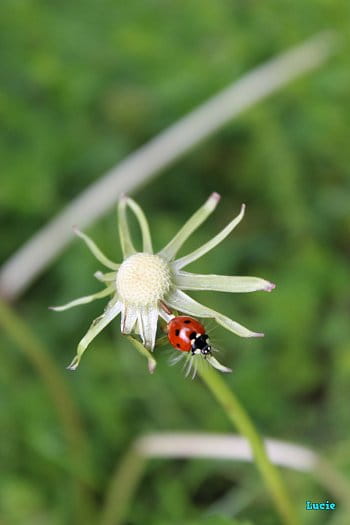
[159, 301, 172, 315]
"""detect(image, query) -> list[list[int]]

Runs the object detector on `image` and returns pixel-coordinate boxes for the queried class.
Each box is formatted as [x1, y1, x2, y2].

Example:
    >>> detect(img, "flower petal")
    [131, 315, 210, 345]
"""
[206, 355, 232, 373]
[94, 271, 116, 283]
[118, 196, 137, 258]
[73, 227, 119, 270]
[166, 289, 263, 338]
[126, 335, 157, 373]
[175, 271, 276, 293]
[49, 286, 114, 312]
[158, 192, 221, 261]
[67, 300, 122, 370]
[120, 304, 138, 334]
[125, 197, 153, 253]
[137, 306, 159, 350]
[172, 204, 245, 270]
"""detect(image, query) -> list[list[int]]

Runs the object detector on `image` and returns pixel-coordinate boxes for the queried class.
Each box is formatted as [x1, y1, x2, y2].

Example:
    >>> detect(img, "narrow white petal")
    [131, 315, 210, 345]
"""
[73, 227, 119, 270]
[215, 313, 263, 338]
[206, 355, 232, 373]
[175, 271, 276, 293]
[120, 304, 138, 334]
[126, 335, 157, 373]
[50, 286, 114, 312]
[166, 289, 263, 338]
[125, 197, 153, 253]
[94, 271, 117, 283]
[173, 204, 245, 270]
[158, 192, 221, 261]
[137, 307, 159, 350]
[67, 300, 122, 370]
[118, 196, 137, 258]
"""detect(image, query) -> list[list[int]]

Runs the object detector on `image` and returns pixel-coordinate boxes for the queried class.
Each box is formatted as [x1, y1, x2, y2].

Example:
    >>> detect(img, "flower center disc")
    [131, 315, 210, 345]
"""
[116, 253, 171, 306]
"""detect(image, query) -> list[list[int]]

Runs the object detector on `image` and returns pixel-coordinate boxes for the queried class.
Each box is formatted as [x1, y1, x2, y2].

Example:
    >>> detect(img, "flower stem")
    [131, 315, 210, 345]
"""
[198, 364, 298, 525]
[99, 446, 146, 525]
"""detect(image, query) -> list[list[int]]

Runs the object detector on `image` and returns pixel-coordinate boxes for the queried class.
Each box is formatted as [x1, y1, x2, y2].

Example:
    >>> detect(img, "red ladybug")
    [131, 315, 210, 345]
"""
[167, 316, 212, 357]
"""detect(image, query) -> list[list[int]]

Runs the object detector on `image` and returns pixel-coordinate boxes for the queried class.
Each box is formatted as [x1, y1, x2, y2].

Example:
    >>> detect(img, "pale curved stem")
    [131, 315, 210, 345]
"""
[99, 432, 350, 525]
[0, 31, 337, 299]
[134, 433, 316, 470]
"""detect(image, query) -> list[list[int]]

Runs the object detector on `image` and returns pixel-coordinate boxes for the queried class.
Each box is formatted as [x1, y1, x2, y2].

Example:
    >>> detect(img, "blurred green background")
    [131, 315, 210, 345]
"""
[1, 1, 350, 524]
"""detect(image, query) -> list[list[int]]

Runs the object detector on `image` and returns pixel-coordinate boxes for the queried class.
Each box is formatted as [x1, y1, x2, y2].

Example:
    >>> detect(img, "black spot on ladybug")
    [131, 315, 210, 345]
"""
[176, 343, 180, 348]
[175, 329, 180, 336]
[184, 319, 191, 324]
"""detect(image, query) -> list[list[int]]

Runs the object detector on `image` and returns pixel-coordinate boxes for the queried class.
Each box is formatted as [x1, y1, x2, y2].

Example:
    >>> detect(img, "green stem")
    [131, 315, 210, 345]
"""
[99, 446, 146, 525]
[198, 364, 298, 525]
[0, 299, 94, 523]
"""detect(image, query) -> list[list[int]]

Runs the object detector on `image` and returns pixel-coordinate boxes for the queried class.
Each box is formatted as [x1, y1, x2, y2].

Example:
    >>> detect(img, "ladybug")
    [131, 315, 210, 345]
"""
[167, 316, 212, 357]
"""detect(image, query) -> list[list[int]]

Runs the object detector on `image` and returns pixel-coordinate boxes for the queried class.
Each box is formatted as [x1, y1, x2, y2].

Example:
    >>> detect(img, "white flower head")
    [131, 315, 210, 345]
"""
[51, 193, 275, 374]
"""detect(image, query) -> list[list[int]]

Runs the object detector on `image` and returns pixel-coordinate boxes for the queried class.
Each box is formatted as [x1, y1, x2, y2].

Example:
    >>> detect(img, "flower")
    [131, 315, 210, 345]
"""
[51, 193, 275, 373]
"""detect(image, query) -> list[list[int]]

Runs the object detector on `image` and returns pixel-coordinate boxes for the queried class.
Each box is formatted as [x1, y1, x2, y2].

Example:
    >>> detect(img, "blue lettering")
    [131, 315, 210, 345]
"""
[305, 500, 336, 511]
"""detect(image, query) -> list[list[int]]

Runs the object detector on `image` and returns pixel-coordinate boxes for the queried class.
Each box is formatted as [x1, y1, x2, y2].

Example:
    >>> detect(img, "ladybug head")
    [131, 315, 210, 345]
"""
[190, 333, 212, 357]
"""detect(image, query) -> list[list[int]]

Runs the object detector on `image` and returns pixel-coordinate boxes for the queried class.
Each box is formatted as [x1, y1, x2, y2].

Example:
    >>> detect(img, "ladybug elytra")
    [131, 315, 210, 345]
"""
[167, 316, 212, 357]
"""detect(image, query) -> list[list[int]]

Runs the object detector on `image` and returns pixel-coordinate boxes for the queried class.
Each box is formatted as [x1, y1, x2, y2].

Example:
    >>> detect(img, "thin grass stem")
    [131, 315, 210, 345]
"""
[0, 299, 94, 523]
[99, 446, 146, 525]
